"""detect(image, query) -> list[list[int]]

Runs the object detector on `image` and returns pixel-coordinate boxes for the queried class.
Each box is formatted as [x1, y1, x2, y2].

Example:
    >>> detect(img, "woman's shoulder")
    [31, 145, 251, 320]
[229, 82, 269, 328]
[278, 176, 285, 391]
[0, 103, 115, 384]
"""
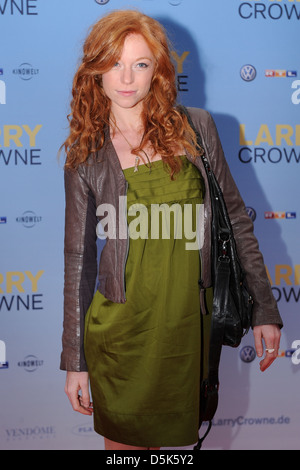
[183, 107, 218, 141]
[185, 107, 212, 125]
[77, 137, 111, 175]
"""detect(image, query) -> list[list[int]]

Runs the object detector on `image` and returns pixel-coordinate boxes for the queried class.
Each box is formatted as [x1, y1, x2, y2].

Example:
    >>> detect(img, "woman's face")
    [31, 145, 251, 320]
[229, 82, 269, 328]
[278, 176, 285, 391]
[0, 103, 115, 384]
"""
[102, 33, 155, 115]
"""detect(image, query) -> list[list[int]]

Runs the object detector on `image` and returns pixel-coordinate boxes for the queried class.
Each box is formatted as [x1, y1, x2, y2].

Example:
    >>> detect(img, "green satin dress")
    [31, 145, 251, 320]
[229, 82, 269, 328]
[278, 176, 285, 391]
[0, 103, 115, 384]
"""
[84, 156, 207, 447]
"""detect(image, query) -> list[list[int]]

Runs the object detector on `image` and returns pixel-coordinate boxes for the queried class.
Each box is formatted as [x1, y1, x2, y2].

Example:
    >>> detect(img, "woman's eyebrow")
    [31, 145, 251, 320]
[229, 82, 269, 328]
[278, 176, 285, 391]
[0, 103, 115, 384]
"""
[134, 56, 153, 61]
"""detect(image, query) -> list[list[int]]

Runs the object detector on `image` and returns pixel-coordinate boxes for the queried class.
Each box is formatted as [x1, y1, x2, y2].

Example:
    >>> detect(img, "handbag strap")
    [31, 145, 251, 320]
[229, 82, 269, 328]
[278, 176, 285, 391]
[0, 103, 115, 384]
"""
[178, 105, 228, 449]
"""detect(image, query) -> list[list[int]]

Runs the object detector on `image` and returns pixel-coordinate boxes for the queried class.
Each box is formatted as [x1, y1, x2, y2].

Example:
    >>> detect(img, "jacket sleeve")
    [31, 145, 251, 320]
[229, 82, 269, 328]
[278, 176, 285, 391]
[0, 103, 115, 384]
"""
[190, 108, 283, 328]
[60, 167, 98, 372]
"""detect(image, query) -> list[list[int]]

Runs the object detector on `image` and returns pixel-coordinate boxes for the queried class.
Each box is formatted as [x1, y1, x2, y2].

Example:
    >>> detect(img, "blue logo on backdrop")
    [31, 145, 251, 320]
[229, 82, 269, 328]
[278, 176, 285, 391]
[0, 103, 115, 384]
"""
[246, 207, 256, 222]
[18, 355, 44, 372]
[240, 65, 256, 81]
[16, 211, 42, 228]
[94, 0, 110, 4]
[72, 423, 95, 437]
[12, 63, 39, 81]
[240, 346, 256, 363]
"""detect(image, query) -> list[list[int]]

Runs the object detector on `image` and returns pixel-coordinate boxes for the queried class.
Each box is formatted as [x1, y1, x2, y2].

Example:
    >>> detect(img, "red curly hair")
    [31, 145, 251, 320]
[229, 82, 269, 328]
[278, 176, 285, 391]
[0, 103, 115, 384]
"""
[63, 9, 198, 178]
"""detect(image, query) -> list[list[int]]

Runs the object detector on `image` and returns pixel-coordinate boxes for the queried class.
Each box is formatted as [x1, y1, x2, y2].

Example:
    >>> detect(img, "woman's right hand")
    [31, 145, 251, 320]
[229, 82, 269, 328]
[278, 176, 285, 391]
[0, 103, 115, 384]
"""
[64, 371, 93, 416]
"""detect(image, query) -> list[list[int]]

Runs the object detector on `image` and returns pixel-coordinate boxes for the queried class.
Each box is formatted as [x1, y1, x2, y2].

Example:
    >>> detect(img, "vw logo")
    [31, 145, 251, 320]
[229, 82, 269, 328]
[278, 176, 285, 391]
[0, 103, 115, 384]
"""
[246, 207, 256, 222]
[240, 346, 256, 363]
[240, 64, 256, 82]
[95, 0, 110, 5]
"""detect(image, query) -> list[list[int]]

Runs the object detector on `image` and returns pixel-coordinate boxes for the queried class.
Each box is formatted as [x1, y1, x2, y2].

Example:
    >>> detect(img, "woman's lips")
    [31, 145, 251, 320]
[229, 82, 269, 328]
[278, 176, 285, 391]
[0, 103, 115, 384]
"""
[117, 91, 136, 97]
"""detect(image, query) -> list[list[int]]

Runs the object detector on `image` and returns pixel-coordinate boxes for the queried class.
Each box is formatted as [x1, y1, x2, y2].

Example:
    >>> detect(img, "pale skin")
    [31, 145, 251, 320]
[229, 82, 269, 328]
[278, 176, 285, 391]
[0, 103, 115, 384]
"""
[65, 33, 281, 449]
[102, 33, 169, 169]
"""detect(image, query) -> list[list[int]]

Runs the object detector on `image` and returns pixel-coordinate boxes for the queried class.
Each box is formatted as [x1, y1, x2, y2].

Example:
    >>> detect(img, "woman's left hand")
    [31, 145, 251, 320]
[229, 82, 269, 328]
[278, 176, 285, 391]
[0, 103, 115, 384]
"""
[253, 324, 281, 372]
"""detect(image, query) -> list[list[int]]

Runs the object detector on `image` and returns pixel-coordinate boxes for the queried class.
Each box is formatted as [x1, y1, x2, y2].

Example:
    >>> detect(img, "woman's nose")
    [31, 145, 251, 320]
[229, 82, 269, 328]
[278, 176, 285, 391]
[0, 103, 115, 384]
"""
[121, 66, 134, 84]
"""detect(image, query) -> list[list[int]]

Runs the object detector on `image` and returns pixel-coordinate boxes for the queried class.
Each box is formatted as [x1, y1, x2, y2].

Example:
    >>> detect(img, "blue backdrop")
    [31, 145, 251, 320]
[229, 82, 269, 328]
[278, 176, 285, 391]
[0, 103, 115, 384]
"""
[0, 0, 299, 450]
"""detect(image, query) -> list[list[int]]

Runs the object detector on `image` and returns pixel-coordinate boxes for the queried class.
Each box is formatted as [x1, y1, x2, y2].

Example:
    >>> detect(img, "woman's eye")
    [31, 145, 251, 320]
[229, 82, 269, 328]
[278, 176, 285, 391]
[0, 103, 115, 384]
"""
[136, 62, 149, 69]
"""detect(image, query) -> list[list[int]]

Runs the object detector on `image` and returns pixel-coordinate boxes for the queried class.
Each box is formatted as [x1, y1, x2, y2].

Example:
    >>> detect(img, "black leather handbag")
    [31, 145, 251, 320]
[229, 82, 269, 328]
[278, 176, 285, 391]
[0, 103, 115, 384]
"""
[178, 106, 253, 449]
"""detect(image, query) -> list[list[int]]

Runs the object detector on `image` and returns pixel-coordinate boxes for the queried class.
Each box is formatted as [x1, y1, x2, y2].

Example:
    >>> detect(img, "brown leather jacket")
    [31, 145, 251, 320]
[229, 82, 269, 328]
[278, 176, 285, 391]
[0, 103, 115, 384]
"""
[60, 107, 283, 372]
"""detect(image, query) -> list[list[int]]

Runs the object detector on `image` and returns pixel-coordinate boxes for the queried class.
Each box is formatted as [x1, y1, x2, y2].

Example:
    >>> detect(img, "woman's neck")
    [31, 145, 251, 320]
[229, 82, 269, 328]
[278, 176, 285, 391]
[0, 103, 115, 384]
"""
[110, 106, 144, 133]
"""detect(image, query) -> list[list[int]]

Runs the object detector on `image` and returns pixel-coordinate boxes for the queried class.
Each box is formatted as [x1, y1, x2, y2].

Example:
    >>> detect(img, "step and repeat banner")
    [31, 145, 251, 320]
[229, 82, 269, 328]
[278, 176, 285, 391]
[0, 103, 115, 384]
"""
[0, 0, 299, 450]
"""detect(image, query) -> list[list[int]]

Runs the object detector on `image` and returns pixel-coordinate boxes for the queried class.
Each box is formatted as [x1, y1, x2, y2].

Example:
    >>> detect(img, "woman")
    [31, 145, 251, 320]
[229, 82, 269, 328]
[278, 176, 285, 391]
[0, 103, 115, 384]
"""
[60, 10, 282, 450]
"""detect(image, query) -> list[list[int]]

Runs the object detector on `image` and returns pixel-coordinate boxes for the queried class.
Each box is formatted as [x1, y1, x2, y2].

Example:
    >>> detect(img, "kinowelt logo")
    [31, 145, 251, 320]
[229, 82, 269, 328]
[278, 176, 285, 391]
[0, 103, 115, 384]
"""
[12, 63, 39, 81]
[16, 210, 42, 228]
[18, 355, 44, 372]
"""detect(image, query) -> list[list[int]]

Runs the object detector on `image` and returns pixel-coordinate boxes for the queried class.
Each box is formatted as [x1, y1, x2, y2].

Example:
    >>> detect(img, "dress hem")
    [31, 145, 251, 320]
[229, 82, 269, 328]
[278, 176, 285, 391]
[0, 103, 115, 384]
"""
[93, 425, 199, 449]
